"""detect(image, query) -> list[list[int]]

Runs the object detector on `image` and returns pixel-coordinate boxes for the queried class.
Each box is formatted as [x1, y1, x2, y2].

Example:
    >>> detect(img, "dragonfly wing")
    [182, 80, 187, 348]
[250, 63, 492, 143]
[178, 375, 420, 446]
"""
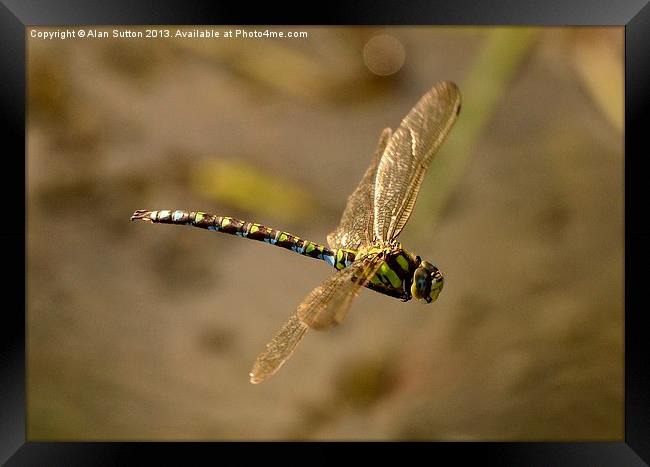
[249, 314, 308, 384]
[327, 128, 392, 250]
[249, 256, 382, 384]
[373, 81, 461, 242]
[297, 255, 383, 329]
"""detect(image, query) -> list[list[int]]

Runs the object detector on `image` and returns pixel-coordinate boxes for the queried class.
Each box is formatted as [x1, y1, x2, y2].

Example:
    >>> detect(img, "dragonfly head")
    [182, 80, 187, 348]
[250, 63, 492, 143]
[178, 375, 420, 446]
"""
[411, 260, 444, 304]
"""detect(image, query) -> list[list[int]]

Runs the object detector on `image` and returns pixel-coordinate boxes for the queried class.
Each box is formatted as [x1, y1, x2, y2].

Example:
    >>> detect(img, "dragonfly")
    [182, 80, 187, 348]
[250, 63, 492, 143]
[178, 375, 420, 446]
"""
[131, 81, 461, 384]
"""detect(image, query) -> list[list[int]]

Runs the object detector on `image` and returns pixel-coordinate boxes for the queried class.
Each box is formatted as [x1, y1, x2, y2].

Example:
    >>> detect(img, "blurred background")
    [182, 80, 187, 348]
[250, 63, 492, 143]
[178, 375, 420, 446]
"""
[27, 26, 623, 440]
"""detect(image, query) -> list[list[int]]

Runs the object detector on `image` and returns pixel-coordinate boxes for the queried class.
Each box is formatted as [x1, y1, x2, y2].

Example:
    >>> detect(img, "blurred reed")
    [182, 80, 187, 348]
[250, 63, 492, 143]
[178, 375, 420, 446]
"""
[416, 28, 540, 233]
[190, 158, 319, 225]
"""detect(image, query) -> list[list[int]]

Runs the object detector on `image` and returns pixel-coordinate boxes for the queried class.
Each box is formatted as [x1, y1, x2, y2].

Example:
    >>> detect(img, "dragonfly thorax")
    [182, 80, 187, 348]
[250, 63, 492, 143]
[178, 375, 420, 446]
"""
[352, 243, 442, 303]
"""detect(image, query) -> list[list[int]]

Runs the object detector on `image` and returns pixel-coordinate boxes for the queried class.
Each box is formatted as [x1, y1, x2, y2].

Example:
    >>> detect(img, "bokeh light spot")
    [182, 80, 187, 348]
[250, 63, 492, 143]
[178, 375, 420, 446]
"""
[363, 34, 406, 76]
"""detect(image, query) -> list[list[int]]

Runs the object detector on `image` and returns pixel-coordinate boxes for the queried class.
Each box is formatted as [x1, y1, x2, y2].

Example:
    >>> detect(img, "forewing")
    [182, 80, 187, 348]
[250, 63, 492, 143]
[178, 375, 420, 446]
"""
[373, 81, 461, 242]
[249, 256, 382, 384]
[327, 128, 392, 250]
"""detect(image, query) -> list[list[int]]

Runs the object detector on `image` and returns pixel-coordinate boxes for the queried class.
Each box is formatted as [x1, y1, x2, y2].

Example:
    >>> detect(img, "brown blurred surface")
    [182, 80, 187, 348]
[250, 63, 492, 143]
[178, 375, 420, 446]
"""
[27, 26, 623, 440]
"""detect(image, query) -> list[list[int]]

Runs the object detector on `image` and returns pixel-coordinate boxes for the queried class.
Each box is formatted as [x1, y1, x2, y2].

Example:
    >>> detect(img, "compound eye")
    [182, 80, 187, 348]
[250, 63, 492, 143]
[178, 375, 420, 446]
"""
[420, 261, 438, 274]
[410, 267, 431, 301]
[428, 271, 444, 302]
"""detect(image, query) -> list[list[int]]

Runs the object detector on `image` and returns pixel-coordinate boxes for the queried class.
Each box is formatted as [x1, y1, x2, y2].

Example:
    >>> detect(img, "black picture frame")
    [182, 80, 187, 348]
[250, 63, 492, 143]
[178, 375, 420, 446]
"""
[2, 0, 648, 465]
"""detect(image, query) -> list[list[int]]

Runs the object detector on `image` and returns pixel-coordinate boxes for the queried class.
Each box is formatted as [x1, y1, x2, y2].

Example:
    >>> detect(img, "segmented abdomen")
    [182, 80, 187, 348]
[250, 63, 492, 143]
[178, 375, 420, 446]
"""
[137, 210, 356, 270]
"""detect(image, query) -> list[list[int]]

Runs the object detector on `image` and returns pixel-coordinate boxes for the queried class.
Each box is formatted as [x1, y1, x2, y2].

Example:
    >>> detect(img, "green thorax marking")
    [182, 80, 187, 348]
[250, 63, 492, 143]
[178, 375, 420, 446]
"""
[353, 243, 420, 300]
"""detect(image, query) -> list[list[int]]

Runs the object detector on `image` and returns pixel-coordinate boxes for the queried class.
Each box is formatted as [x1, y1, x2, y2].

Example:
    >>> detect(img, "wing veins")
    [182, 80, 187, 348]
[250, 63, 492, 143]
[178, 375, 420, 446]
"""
[327, 128, 392, 250]
[249, 256, 383, 384]
[373, 81, 461, 243]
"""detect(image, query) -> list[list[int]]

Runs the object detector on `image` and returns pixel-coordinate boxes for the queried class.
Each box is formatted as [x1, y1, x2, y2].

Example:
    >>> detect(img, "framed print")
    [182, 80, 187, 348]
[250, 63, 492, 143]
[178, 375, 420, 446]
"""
[2, 0, 648, 464]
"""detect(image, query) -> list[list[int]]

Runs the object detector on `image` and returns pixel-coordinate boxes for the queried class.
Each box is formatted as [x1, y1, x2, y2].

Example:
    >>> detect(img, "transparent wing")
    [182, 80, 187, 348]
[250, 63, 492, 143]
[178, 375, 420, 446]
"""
[327, 128, 392, 250]
[373, 81, 461, 243]
[249, 314, 308, 384]
[297, 255, 383, 329]
[249, 256, 382, 384]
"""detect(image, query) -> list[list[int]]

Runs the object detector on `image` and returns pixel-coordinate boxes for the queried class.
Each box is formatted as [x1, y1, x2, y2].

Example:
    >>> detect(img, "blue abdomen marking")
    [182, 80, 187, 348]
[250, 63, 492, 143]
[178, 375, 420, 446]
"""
[322, 253, 335, 267]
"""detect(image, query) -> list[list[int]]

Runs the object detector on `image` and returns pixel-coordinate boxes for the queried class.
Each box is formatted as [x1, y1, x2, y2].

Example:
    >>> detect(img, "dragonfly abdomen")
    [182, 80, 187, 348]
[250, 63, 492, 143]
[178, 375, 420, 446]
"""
[131, 209, 355, 269]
